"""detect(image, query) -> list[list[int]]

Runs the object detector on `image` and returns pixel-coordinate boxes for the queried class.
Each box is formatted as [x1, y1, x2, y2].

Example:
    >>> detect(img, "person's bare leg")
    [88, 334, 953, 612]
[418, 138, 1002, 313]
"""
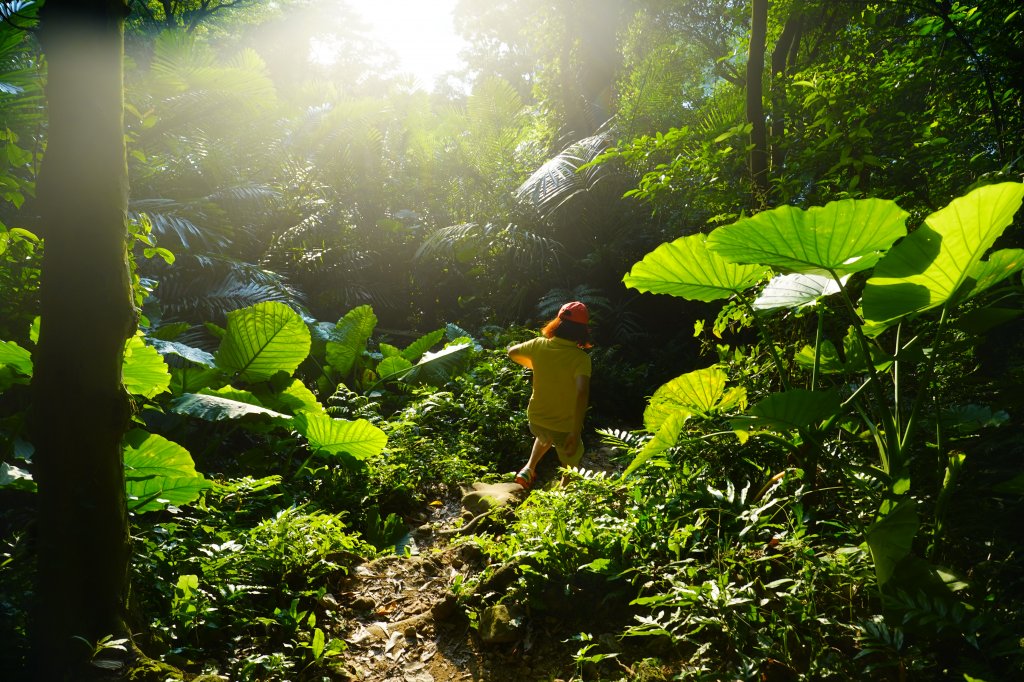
[519, 437, 551, 480]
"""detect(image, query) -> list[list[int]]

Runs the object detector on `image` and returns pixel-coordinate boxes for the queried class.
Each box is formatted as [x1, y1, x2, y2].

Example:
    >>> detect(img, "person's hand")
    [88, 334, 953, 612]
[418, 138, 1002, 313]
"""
[563, 431, 579, 452]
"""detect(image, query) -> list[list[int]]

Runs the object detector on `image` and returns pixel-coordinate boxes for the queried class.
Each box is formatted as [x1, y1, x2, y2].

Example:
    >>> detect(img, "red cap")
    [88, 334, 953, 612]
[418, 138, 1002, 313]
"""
[558, 301, 589, 325]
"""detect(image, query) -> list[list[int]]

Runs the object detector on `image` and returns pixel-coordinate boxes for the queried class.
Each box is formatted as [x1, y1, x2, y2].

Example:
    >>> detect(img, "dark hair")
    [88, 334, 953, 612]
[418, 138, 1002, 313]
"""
[541, 317, 592, 348]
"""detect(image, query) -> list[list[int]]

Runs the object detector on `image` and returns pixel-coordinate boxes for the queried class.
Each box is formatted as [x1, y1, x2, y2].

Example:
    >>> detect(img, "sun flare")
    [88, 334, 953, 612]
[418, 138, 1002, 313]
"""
[310, 0, 466, 90]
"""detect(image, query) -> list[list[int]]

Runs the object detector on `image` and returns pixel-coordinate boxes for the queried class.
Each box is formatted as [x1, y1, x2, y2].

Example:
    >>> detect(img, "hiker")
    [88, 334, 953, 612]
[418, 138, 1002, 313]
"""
[507, 301, 592, 489]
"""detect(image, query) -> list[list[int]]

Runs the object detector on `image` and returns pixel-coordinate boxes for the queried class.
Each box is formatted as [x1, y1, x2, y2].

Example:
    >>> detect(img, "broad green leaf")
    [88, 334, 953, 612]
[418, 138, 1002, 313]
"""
[379, 342, 402, 358]
[122, 336, 171, 398]
[643, 366, 745, 432]
[401, 328, 445, 362]
[623, 233, 769, 302]
[312, 628, 325, 660]
[964, 248, 1024, 299]
[215, 302, 311, 382]
[753, 273, 848, 310]
[377, 355, 413, 379]
[294, 412, 387, 461]
[268, 379, 324, 415]
[445, 323, 480, 349]
[624, 413, 687, 477]
[147, 321, 190, 341]
[326, 305, 377, 377]
[708, 198, 908, 275]
[150, 339, 216, 367]
[400, 343, 472, 387]
[866, 498, 919, 585]
[731, 389, 841, 432]
[123, 429, 211, 513]
[794, 340, 845, 374]
[170, 392, 290, 422]
[794, 327, 892, 374]
[0, 340, 32, 376]
[862, 182, 1024, 324]
[169, 366, 218, 395]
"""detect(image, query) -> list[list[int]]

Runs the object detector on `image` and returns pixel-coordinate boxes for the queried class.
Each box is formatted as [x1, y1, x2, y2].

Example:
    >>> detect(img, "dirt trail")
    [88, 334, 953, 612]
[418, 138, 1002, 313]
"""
[330, 449, 629, 682]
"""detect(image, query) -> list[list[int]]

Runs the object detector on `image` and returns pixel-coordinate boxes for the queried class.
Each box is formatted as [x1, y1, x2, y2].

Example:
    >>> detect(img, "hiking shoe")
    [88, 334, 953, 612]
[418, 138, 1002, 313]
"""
[514, 468, 536, 489]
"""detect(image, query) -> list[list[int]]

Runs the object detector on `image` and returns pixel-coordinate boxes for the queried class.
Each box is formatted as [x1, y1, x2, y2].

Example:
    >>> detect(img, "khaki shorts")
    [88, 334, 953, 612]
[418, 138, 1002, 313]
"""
[529, 423, 584, 467]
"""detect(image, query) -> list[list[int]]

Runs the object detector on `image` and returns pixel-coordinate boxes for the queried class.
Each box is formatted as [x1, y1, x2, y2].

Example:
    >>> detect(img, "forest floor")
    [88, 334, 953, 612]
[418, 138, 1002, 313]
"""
[327, 448, 658, 682]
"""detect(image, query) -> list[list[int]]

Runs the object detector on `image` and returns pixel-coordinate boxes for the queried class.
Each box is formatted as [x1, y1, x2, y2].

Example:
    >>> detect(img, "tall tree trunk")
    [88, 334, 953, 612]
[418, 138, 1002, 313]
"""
[770, 10, 805, 176]
[30, 1, 135, 678]
[747, 0, 769, 205]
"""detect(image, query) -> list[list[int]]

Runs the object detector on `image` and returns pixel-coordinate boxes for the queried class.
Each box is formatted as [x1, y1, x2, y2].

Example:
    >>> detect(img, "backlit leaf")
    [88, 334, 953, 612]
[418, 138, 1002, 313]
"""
[624, 234, 769, 302]
[731, 389, 841, 432]
[325, 305, 377, 377]
[123, 429, 211, 513]
[123, 336, 171, 398]
[294, 411, 387, 461]
[708, 198, 907, 275]
[862, 182, 1024, 324]
[215, 302, 310, 382]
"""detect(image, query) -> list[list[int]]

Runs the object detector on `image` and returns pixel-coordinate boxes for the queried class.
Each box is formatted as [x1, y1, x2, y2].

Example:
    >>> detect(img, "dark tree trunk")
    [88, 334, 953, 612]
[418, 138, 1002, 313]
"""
[30, 1, 135, 678]
[770, 10, 805, 177]
[747, 0, 769, 205]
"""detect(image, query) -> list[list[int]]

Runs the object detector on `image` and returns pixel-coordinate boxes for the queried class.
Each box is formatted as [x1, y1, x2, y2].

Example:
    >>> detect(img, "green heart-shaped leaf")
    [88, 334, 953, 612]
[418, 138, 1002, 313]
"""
[624, 233, 769, 302]
[215, 301, 311, 382]
[708, 198, 908, 275]
[644, 366, 745, 432]
[123, 336, 171, 398]
[862, 182, 1024, 324]
[753, 273, 848, 310]
[123, 429, 211, 513]
[294, 412, 388, 461]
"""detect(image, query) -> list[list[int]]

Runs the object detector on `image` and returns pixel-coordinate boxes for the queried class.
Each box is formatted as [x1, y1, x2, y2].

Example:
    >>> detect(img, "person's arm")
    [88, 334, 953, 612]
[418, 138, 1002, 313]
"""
[562, 374, 590, 451]
[508, 344, 533, 370]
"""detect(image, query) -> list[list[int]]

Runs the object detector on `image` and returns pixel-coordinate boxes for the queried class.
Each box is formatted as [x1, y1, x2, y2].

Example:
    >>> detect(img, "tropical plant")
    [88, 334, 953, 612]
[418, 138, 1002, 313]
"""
[623, 181, 1024, 670]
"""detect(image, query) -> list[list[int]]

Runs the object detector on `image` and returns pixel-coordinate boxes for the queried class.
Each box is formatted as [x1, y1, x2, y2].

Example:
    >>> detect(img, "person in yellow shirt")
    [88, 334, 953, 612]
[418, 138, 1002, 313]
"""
[507, 301, 592, 489]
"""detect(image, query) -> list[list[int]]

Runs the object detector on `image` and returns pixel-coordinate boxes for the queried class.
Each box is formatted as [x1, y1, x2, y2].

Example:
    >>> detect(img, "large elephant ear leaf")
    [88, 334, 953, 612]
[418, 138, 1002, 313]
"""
[964, 248, 1024, 299]
[401, 328, 445, 362]
[294, 411, 388, 461]
[624, 412, 688, 477]
[644, 366, 745, 432]
[731, 389, 841, 433]
[623, 233, 769, 302]
[753, 273, 848, 311]
[170, 391, 291, 422]
[0, 340, 33, 376]
[326, 305, 377, 377]
[214, 301, 311, 382]
[866, 499, 919, 586]
[863, 182, 1024, 325]
[123, 336, 171, 398]
[123, 429, 212, 513]
[708, 198, 907, 275]
[400, 343, 472, 387]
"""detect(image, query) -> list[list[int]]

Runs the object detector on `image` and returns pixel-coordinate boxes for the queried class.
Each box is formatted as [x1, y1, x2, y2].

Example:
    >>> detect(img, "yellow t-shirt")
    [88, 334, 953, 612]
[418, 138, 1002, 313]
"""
[512, 336, 591, 432]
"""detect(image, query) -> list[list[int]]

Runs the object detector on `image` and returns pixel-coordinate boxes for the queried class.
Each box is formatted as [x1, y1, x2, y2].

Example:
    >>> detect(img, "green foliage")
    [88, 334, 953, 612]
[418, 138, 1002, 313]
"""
[215, 301, 311, 383]
[621, 181, 1024, 677]
[123, 429, 212, 513]
[130, 480, 374, 676]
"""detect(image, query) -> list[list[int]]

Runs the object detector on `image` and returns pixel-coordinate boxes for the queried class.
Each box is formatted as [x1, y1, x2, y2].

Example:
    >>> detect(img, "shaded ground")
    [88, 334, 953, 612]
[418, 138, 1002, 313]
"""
[328, 448, 653, 682]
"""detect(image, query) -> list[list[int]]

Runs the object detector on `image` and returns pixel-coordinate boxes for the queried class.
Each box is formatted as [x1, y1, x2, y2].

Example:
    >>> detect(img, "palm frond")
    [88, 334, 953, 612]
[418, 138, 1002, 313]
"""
[537, 285, 611, 321]
[151, 255, 305, 324]
[130, 199, 230, 252]
[514, 134, 616, 219]
[415, 221, 562, 274]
